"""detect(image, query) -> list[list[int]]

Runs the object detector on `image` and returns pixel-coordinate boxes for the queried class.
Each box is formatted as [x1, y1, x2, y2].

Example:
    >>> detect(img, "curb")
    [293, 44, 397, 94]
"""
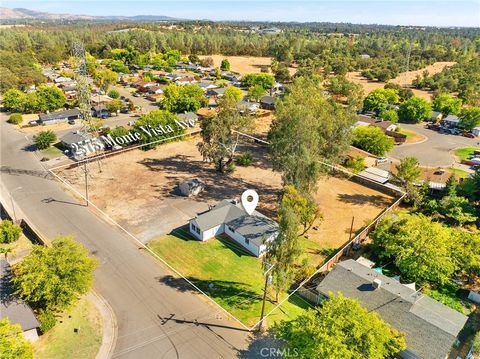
[88, 291, 118, 359]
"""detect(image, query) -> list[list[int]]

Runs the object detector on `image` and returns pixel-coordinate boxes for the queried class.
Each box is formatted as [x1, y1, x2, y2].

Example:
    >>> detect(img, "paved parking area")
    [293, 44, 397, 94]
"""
[389, 123, 479, 167]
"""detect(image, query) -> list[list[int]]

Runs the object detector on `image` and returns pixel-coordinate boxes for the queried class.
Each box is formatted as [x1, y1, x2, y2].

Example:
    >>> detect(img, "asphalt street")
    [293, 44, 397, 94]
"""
[0, 114, 251, 358]
[389, 123, 479, 167]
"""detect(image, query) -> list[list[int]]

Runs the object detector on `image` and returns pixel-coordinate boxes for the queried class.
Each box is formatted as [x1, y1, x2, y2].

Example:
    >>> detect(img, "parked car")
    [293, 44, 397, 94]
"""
[120, 108, 129, 113]
[463, 132, 475, 138]
[376, 157, 388, 164]
[132, 93, 140, 97]
[434, 169, 445, 175]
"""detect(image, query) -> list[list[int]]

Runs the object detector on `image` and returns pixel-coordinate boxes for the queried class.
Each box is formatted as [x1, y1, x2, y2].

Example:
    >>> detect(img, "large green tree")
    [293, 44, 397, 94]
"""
[197, 99, 254, 172]
[371, 213, 457, 285]
[398, 96, 432, 123]
[12, 236, 97, 311]
[160, 84, 207, 113]
[352, 126, 394, 156]
[0, 318, 33, 359]
[268, 77, 355, 193]
[34, 85, 66, 112]
[363, 88, 399, 112]
[33, 130, 57, 150]
[133, 110, 185, 149]
[3, 89, 26, 112]
[241, 73, 275, 90]
[458, 107, 480, 132]
[274, 294, 406, 359]
[432, 93, 462, 116]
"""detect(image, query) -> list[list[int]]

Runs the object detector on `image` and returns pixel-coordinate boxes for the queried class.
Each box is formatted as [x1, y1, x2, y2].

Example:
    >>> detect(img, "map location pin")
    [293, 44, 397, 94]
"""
[241, 189, 259, 215]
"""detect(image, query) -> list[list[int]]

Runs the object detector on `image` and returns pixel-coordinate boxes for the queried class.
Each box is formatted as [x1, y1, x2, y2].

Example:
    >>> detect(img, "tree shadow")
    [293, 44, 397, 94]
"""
[157, 275, 261, 309]
[337, 193, 391, 207]
[237, 332, 285, 359]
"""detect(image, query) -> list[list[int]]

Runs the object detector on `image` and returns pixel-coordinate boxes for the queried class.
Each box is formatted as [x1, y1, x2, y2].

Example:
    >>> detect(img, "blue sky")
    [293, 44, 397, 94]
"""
[3, 1, 480, 27]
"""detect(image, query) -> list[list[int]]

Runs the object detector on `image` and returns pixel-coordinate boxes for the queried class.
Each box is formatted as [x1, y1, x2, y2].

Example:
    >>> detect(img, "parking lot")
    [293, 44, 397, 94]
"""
[389, 123, 479, 167]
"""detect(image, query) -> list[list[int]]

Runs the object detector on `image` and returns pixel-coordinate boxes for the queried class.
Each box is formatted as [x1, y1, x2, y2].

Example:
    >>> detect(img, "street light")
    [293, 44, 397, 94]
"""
[258, 262, 275, 331]
[9, 186, 22, 223]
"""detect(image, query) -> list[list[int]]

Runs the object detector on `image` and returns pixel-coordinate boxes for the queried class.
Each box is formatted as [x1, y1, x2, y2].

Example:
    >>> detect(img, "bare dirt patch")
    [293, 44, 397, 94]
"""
[346, 61, 455, 100]
[55, 137, 394, 253]
[199, 55, 296, 75]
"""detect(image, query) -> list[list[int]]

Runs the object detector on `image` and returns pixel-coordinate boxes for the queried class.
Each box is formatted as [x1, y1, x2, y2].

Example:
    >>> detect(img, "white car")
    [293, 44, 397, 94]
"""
[376, 157, 388, 164]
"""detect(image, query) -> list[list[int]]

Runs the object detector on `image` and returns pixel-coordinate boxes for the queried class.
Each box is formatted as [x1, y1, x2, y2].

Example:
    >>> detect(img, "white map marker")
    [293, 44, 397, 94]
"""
[241, 189, 259, 215]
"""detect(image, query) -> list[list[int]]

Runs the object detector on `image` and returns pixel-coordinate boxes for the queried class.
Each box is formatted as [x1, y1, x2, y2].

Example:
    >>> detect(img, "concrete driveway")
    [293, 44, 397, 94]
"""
[389, 123, 479, 167]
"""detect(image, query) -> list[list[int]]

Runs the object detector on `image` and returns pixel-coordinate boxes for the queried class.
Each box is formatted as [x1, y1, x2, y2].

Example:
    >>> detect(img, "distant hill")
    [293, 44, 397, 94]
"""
[0, 7, 179, 21]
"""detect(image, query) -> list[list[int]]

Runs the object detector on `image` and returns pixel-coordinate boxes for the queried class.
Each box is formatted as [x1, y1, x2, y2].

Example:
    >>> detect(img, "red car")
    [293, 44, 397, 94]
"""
[463, 133, 475, 138]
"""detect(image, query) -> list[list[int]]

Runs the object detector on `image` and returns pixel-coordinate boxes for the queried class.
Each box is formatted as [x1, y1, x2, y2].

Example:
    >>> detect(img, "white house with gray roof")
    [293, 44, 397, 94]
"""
[316, 259, 468, 359]
[189, 200, 278, 257]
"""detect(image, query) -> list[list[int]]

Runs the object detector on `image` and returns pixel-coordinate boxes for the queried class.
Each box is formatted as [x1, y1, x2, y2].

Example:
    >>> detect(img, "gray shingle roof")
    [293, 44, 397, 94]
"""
[316, 259, 468, 359]
[0, 260, 40, 331]
[193, 200, 278, 245]
[38, 109, 81, 122]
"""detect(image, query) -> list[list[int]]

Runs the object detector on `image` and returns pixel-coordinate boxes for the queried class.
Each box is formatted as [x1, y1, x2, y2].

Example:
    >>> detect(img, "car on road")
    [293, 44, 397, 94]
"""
[132, 93, 140, 97]
[462, 132, 475, 138]
[434, 169, 445, 175]
[376, 157, 388, 164]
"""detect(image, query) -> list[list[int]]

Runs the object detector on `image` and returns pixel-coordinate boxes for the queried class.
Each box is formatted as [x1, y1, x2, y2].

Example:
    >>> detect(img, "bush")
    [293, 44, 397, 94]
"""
[33, 130, 57, 150]
[225, 162, 236, 173]
[0, 220, 21, 244]
[236, 152, 254, 166]
[107, 89, 120, 99]
[8, 113, 23, 125]
[345, 156, 366, 173]
[38, 308, 57, 333]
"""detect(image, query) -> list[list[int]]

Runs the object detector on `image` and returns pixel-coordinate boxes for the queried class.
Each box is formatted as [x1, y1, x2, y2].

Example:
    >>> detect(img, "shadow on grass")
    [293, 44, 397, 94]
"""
[158, 275, 261, 310]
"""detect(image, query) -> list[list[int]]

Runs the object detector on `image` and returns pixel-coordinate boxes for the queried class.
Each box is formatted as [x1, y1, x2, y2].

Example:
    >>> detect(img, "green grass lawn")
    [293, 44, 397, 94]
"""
[398, 127, 423, 143]
[40, 143, 64, 159]
[0, 233, 33, 259]
[33, 297, 102, 359]
[455, 147, 480, 161]
[148, 229, 313, 327]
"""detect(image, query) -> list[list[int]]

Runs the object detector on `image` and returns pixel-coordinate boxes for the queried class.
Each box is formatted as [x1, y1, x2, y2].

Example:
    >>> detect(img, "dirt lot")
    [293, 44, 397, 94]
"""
[56, 136, 394, 254]
[199, 55, 296, 75]
[346, 61, 455, 100]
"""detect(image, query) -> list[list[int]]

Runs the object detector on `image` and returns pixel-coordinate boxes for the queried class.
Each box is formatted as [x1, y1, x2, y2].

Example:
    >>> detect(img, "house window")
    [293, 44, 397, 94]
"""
[245, 238, 250, 245]
[228, 226, 235, 233]
[191, 224, 196, 232]
[196, 227, 200, 234]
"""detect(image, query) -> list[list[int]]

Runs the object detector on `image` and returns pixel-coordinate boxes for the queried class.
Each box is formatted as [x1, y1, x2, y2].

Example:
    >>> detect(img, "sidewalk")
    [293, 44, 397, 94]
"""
[88, 291, 118, 359]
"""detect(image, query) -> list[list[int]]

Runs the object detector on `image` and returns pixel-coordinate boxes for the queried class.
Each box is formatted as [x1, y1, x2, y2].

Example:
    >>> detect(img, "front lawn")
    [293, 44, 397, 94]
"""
[447, 167, 472, 179]
[455, 147, 480, 161]
[40, 143, 64, 159]
[148, 229, 313, 327]
[33, 296, 102, 359]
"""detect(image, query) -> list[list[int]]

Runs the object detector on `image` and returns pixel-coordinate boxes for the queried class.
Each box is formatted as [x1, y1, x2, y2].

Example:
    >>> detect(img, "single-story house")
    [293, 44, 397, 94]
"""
[61, 131, 104, 159]
[238, 101, 260, 114]
[316, 259, 468, 359]
[92, 104, 110, 118]
[207, 87, 227, 97]
[0, 260, 40, 341]
[178, 178, 205, 197]
[441, 114, 460, 128]
[355, 115, 397, 132]
[431, 111, 443, 122]
[54, 76, 72, 83]
[260, 96, 275, 110]
[189, 199, 278, 257]
[221, 72, 242, 83]
[38, 109, 81, 125]
[198, 82, 219, 91]
[175, 76, 196, 86]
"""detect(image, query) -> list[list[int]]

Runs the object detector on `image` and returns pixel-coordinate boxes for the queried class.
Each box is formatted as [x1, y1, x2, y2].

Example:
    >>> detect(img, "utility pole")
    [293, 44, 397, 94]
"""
[258, 263, 275, 331]
[83, 161, 89, 206]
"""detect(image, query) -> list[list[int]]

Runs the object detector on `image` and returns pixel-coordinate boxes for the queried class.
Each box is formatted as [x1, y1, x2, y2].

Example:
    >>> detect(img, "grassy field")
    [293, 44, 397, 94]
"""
[148, 229, 313, 327]
[33, 297, 102, 359]
[455, 147, 480, 161]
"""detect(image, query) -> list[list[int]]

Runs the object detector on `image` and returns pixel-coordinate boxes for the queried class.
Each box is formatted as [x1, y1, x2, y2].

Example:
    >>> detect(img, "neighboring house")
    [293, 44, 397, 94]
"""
[0, 260, 40, 342]
[92, 104, 110, 118]
[316, 259, 468, 359]
[37, 109, 81, 125]
[207, 87, 227, 97]
[441, 114, 460, 128]
[357, 166, 391, 184]
[260, 96, 275, 110]
[431, 111, 443, 122]
[238, 101, 260, 114]
[61, 131, 104, 159]
[198, 82, 219, 91]
[189, 200, 278, 257]
[54, 76, 72, 83]
[178, 178, 205, 197]
[472, 126, 480, 137]
[355, 115, 397, 132]
[175, 76, 196, 86]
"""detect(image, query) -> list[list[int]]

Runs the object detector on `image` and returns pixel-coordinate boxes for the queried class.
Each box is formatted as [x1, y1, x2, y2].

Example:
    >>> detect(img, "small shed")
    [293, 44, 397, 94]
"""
[179, 179, 205, 197]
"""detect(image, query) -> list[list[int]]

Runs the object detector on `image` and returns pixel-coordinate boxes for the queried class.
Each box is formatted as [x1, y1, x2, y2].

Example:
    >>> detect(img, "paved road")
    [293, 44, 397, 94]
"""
[1, 114, 250, 358]
[389, 123, 479, 167]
